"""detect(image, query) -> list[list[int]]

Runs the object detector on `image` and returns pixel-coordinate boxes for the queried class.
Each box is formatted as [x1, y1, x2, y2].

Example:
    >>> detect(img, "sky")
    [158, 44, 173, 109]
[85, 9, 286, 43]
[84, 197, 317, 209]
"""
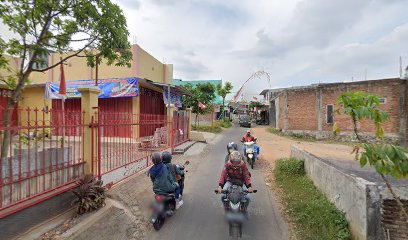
[112, 0, 408, 100]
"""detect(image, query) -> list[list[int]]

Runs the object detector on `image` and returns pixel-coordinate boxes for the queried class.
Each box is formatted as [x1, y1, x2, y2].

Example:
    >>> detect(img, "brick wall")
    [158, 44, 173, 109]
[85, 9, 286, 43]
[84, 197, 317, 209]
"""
[287, 89, 317, 130]
[382, 199, 408, 240]
[274, 79, 405, 137]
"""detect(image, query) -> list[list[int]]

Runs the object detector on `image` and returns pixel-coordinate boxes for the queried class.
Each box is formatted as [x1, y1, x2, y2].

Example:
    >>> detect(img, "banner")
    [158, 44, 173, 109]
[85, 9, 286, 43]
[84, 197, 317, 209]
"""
[162, 87, 183, 108]
[45, 78, 139, 99]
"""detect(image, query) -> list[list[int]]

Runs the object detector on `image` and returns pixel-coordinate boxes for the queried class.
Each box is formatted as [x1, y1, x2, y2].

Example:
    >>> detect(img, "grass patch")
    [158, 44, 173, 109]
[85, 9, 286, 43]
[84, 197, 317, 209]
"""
[275, 159, 352, 240]
[267, 128, 317, 141]
[192, 123, 222, 133]
[219, 119, 232, 128]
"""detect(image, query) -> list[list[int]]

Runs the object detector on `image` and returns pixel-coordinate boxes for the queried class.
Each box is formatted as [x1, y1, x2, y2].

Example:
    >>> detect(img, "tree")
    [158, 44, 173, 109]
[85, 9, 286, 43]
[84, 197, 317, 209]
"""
[333, 91, 408, 219]
[182, 83, 216, 126]
[0, 0, 132, 158]
[216, 81, 233, 119]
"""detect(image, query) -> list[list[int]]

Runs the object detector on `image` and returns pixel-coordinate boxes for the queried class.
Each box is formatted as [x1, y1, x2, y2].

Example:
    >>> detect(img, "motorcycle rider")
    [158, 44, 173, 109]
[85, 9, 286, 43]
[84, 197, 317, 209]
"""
[241, 129, 260, 161]
[148, 152, 183, 209]
[218, 151, 253, 209]
[162, 151, 185, 198]
[225, 142, 238, 163]
[241, 129, 256, 143]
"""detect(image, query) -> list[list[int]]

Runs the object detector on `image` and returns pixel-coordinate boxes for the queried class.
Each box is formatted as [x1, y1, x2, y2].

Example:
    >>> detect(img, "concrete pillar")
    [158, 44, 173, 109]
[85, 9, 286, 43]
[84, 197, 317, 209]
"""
[284, 91, 289, 131]
[186, 108, 192, 139]
[78, 86, 101, 176]
[316, 88, 323, 132]
[166, 104, 175, 148]
[132, 97, 140, 139]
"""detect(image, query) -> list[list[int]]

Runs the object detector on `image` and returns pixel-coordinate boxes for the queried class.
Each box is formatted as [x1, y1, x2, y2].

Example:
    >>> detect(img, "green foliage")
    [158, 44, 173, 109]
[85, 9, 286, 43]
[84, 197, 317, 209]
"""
[191, 123, 222, 133]
[249, 101, 263, 110]
[0, 0, 132, 89]
[334, 92, 389, 139]
[334, 91, 408, 180]
[359, 144, 408, 178]
[275, 159, 305, 176]
[275, 159, 352, 240]
[216, 82, 233, 100]
[182, 83, 216, 116]
[219, 119, 232, 128]
[71, 175, 107, 215]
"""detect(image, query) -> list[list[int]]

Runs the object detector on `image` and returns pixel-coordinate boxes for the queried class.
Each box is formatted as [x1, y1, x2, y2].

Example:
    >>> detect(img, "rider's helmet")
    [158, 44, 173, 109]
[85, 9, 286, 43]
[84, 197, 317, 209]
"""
[152, 152, 162, 165]
[162, 151, 172, 164]
[227, 142, 238, 154]
[229, 151, 242, 166]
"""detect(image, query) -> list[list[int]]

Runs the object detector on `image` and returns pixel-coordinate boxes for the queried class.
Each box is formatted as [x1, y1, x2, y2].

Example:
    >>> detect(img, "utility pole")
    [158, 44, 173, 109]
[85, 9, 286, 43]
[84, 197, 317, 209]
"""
[400, 56, 403, 78]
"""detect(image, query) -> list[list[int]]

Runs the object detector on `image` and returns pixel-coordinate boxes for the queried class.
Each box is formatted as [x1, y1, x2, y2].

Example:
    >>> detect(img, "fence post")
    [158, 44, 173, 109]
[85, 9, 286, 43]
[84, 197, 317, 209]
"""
[186, 108, 192, 140]
[78, 86, 101, 176]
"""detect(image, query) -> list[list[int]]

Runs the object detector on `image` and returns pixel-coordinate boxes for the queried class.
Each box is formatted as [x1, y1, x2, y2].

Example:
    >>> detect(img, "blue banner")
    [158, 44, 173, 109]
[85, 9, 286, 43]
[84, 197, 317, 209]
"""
[45, 78, 139, 99]
[162, 87, 183, 108]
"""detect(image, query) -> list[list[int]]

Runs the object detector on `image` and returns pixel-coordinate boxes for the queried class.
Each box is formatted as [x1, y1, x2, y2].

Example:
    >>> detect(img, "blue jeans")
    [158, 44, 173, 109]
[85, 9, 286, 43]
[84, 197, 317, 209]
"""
[175, 185, 181, 200]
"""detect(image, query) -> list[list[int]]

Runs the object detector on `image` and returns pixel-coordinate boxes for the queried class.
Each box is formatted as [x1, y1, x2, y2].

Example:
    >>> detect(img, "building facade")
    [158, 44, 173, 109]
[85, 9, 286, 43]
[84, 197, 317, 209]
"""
[261, 78, 408, 144]
[173, 79, 223, 105]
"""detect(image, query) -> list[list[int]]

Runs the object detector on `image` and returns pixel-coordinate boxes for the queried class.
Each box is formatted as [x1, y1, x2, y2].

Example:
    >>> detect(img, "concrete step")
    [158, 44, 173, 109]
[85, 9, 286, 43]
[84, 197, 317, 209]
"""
[174, 141, 197, 154]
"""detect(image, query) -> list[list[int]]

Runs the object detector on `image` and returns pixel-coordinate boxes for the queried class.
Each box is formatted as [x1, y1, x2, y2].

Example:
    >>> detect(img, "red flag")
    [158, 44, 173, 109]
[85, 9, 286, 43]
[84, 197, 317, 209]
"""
[199, 101, 206, 109]
[233, 85, 243, 102]
[253, 96, 258, 101]
[58, 59, 66, 96]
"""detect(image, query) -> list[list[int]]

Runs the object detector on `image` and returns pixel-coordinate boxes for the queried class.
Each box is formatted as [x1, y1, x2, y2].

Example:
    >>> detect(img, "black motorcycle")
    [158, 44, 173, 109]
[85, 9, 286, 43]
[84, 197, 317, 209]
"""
[151, 164, 186, 231]
[215, 185, 257, 239]
[150, 193, 176, 230]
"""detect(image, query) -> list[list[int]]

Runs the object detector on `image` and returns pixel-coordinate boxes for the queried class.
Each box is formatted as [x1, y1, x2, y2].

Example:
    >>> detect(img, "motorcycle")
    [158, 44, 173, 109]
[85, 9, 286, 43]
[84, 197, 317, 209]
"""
[215, 185, 257, 239]
[150, 193, 176, 230]
[151, 164, 186, 231]
[242, 141, 258, 169]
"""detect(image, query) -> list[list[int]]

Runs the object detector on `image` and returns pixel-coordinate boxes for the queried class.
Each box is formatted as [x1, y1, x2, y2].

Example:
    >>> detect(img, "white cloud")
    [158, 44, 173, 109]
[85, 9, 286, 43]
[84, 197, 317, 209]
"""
[2, 0, 407, 100]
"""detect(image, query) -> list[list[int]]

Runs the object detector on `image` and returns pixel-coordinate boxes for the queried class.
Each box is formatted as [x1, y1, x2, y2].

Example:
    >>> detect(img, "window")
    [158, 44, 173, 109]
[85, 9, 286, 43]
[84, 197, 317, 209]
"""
[326, 105, 334, 124]
[379, 98, 387, 104]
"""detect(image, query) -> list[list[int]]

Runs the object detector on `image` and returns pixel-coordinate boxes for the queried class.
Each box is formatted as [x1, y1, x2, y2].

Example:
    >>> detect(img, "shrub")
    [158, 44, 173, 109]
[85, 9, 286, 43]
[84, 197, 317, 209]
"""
[71, 175, 107, 215]
[192, 124, 222, 133]
[219, 119, 232, 128]
[276, 159, 305, 176]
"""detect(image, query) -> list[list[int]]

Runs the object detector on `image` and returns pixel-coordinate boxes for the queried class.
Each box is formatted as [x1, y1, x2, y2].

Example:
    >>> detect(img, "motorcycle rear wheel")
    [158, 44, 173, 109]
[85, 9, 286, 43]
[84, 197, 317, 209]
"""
[229, 223, 242, 239]
[251, 159, 254, 169]
[153, 216, 165, 231]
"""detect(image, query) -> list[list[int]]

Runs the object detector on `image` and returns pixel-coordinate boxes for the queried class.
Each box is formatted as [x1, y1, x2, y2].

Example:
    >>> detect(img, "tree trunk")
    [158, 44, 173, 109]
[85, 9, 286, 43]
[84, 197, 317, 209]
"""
[380, 173, 408, 220]
[223, 98, 225, 120]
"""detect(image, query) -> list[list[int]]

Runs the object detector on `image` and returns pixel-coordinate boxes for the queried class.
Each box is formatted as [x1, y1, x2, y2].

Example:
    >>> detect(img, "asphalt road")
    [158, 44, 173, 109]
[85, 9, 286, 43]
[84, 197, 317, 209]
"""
[148, 127, 288, 240]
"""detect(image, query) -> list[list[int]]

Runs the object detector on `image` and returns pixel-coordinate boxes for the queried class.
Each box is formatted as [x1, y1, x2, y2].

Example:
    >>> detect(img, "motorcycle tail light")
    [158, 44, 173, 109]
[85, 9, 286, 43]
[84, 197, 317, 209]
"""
[155, 195, 163, 201]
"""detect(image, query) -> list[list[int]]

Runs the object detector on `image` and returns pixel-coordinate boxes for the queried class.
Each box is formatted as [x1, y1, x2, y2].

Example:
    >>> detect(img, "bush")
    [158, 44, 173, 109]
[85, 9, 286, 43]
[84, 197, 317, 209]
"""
[71, 175, 107, 215]
[219, 119, 232, 128]
[275, 159, 305, 176]
[275, 159, 352, 240]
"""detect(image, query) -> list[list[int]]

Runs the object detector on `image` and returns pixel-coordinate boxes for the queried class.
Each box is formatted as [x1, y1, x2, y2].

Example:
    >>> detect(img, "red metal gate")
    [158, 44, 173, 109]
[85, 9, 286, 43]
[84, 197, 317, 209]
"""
[140, 87, 165, 137]
[172, 110, 189, 148]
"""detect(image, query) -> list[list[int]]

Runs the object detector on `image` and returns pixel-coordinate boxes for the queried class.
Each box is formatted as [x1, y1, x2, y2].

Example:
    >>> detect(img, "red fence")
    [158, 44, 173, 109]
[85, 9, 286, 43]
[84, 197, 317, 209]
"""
[0, 108, 85, 218]
[92, 111, 169, 181]
[172, 111, 189, 147]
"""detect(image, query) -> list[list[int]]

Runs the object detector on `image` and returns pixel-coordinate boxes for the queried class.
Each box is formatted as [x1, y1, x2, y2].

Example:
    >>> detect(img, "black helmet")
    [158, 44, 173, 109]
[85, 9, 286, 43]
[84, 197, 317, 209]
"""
[152, 152, 162, 165]
[227, 142, 238, 154]
[162, 151, 172, 164]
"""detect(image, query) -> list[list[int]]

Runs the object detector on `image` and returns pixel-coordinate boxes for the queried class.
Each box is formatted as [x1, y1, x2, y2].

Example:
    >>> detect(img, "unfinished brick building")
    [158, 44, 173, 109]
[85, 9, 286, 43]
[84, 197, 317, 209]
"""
[260, 78, 408, 144]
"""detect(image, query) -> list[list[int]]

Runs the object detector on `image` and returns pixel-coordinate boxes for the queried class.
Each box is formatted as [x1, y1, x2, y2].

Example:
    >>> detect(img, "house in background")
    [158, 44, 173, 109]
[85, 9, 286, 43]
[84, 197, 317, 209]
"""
[260, 78, 408, 144]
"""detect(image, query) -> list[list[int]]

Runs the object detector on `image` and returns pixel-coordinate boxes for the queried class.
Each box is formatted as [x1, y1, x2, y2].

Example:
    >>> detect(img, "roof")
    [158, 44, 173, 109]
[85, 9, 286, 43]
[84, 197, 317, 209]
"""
[173, 79, 223, 104]
[260, 77, 406, 95]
